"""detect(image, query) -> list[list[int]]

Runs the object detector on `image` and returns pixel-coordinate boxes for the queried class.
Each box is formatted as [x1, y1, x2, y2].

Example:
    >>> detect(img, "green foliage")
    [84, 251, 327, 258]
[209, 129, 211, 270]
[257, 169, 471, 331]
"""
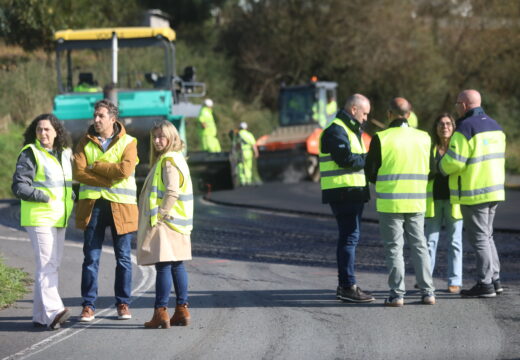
[0, 53, 55, 124]
[176, 24, 277, 151]
[0, 0, 143, 52]
[0, 124, 24, 198]
[220, 0, 520, 171]
[0, 256, 30, 309]
[138, 0, 226, 27]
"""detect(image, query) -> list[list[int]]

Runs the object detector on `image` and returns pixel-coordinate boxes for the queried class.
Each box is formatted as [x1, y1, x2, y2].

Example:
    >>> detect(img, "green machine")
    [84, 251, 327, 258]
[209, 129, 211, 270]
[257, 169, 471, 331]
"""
[53, 27, 204, 180]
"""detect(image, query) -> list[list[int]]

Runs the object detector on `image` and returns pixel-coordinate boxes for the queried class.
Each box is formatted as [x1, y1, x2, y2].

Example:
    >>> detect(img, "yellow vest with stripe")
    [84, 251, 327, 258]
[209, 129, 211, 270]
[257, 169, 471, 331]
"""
[440, 118, 505, 205]
[425, 146, 462, 219]
[319, 118, 366, 190]
[20, 141, 73, 227]
[79, 134, 138, 204]
[376, 126, 430, 213]
[149, 151, 193, 235]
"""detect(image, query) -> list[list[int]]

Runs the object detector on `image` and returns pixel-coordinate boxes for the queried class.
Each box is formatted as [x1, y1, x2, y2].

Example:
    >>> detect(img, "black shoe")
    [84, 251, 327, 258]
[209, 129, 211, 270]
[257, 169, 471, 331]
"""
[493, 279, 503, 294]
[32, 322, 46, 328]
[336, 285, 375, 303]
[460, 282, 496, 298]
[49, 308, 71, 330]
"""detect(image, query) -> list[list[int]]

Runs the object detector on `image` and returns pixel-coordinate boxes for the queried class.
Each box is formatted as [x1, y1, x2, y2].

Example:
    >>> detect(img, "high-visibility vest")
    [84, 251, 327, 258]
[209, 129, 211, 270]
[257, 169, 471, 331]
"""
[440, 116, 505, 205]
[20, 141, 73, 227]
[319, 118, 366, 190]
[376, 126, 430, 213]
[425, 146, 462, 219]
[149, 151, 193, 235]
[79, 134, 138, 204]
[238, 129, 256, 160]
[198, 106, 217, 137]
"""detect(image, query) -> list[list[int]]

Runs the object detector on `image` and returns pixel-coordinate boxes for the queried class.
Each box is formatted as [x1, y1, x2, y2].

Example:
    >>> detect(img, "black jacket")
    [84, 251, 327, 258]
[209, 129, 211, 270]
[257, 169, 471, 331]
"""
[320, 109, 370, 204]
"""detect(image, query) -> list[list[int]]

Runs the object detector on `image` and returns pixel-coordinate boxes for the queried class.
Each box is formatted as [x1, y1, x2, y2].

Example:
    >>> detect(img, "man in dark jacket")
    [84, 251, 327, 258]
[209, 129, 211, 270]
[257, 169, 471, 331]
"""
[319, 94, 374, 303]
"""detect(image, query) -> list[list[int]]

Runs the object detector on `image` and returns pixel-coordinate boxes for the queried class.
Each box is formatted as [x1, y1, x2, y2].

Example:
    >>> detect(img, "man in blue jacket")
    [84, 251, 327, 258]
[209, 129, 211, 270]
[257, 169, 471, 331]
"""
[319, 94, 374, 303]
[440, 89, 506, 298]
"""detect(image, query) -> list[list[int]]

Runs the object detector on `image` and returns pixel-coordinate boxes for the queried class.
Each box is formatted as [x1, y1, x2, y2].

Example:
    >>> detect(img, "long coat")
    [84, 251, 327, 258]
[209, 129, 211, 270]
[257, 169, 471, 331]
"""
[136, 159, 192, 266]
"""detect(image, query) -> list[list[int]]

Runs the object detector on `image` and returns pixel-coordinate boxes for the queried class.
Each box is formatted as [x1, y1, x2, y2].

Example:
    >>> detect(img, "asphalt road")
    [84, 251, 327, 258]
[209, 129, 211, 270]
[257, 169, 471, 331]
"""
[0, 191, 519, 360]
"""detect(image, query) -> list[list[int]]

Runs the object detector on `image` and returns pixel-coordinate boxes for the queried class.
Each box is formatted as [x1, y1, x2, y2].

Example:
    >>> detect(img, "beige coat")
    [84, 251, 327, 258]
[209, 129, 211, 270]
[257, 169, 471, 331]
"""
[137, 159, 192, 266]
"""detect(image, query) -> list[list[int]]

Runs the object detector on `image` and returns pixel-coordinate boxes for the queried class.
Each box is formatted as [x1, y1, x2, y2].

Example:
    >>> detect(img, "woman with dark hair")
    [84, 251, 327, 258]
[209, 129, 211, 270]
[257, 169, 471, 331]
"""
[12, 114, 74, 330]
[426, 113, 463, 293]
[137, 120, 193, 329]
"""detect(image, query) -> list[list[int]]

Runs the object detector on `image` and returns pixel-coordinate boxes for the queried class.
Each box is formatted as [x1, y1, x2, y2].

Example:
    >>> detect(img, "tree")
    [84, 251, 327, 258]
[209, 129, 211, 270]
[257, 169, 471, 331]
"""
[0, 0, 143, 52]
[138, 0, 227, 27]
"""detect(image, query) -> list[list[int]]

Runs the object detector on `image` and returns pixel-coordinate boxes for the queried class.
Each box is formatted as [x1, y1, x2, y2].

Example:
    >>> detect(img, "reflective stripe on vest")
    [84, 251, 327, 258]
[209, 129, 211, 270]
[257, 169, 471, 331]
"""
[375, 126, 430, 213]
[79, 134, 138, 204]
[425, 146, 462, 219]
[149, 151, 194, 235]
[319, 118, 366, 190]
[441, 129, 505, 205]
[20, 142, 73, 227]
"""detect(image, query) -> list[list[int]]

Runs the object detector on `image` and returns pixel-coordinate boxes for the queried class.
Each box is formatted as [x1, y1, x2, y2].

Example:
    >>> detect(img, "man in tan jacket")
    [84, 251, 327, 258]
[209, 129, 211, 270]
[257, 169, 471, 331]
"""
[73, 99, 138, 322]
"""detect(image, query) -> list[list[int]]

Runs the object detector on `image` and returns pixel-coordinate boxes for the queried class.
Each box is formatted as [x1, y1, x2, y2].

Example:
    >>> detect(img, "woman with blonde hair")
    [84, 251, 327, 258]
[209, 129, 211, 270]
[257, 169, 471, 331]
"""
[137, 120, 193, 328]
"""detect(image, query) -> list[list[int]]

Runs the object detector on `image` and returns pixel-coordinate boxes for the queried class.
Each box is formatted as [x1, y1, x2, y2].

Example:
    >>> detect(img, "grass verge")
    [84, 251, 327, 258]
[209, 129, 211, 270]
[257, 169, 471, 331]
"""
[0, 257, 30, 309]
[0, 124, 24, 198]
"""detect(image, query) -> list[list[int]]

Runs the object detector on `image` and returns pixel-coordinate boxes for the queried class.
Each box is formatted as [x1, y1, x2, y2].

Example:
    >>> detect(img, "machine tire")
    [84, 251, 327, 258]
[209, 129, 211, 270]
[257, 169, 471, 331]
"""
[307, 155, 320, 182]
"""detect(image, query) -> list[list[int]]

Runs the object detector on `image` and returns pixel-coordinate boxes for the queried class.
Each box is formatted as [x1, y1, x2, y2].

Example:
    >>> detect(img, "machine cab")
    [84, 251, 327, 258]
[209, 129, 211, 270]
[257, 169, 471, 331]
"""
[279, 81, 337, 128]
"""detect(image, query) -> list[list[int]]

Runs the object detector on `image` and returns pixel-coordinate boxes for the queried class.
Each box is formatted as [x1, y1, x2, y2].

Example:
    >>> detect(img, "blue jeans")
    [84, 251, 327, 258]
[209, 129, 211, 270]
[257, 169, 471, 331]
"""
[425, 200, 463, 286]
[81, 199, 133, 310]
[155, 261, 189, 308]
[330, 201, 364, 288]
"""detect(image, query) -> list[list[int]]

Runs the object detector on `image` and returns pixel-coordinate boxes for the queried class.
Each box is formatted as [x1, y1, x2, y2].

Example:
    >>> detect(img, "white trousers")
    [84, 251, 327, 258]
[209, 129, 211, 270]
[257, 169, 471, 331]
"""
[25, 226, 65, 326]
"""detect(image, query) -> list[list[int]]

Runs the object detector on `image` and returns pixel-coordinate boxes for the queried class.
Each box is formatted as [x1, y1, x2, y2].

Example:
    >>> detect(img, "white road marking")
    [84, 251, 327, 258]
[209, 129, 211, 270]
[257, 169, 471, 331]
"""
[1, 234, 155, 360]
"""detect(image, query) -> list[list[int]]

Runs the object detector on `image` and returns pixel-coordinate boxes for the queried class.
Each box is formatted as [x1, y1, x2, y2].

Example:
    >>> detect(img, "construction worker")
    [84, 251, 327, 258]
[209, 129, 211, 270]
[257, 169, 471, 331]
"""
[440, 89, 506, 298]
[197, 98, 221, 152]
[326, 95, 338, 124]
[313, 98, 327, 128]
[365, 97, 435, 307]
[232, 122, 259, 186]
[319, 93, 374, 303]
[73, 72, 101, 92]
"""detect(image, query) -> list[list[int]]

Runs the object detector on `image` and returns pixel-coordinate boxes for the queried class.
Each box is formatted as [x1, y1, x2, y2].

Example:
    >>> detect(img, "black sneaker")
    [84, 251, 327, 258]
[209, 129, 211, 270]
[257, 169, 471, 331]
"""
[336, 285, 375, 303]
[460, 282, 496, 298]
[493, 279, 504, 294]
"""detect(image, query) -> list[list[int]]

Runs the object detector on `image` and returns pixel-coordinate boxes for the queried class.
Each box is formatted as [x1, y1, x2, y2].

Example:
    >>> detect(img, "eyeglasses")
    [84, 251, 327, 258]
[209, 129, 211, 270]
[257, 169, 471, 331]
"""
[437, 122, 453, 127]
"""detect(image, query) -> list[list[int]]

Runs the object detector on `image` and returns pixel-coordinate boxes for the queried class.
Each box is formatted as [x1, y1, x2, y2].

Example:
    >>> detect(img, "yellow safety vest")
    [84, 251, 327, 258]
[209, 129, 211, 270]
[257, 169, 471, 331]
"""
[376, 126, 430, 213]
[425, 146, 462, 219]
[79, 134, 138, 204]
[20, 141, 73, 227]
[319, 118, 367, 190]
[440, 116, 505, 205]
[149, 151, 193, 235]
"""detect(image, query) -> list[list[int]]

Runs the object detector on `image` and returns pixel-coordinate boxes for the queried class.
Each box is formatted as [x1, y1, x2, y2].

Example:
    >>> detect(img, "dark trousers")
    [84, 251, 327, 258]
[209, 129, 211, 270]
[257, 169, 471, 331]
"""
[330, 201, 364, 288]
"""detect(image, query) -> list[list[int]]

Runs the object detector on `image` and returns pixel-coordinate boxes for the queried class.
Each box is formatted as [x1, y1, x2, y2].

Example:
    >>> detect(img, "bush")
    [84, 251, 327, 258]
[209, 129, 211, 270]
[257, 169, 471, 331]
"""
[0, 257, 30, 309]
[0, 54, 56, 126]
[0, 123, 23, 198]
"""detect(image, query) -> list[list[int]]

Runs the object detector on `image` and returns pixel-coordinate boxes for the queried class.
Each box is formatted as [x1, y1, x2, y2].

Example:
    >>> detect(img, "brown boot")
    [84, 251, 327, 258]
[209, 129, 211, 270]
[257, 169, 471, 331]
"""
[144, 307, 170, 329]
[170, 303, 190, 326]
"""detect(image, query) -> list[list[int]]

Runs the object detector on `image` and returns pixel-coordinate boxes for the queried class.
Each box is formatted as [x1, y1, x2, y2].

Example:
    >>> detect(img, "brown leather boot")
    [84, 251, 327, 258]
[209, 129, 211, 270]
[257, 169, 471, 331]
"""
[170, 303, 190, 326]
[144, 307, 170, 329]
